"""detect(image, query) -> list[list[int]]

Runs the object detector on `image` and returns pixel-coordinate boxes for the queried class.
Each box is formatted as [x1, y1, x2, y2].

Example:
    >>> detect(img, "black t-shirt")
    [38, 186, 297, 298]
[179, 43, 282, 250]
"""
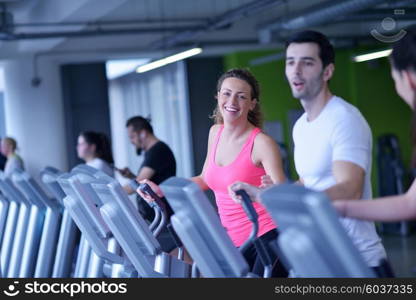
[138, 141, 176, 221]
[141, 141, 176, 185]
[0, 153, 6, 171]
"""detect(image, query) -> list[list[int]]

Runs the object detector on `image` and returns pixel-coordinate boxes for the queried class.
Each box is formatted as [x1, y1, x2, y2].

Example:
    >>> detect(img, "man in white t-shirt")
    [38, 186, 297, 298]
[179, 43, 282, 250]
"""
[230, 30, 390, 275]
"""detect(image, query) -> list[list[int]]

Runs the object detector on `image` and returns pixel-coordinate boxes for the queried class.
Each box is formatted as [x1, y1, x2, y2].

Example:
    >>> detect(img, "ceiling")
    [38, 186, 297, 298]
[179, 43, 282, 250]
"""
[0, 0, 414, 62]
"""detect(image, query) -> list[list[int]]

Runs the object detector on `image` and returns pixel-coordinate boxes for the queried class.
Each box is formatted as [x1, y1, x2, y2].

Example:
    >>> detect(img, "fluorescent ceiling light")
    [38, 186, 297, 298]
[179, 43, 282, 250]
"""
[352, 49, 392, 63]
[136, 47, 202, 73]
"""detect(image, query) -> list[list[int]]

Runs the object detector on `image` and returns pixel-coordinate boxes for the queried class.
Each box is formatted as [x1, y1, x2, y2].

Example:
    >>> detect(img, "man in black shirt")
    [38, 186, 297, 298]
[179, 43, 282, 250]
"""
[118, 116, 177, 251]
[140, 141, 176, 187]
[0, 138, 6, 171]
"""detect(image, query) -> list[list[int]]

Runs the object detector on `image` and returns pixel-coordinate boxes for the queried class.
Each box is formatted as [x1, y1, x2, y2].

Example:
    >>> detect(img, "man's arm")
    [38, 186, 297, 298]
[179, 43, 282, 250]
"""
[136, 166, 156, 182]
[123, 166, 155, 195]
[117, 167, 136, 179]
[324, 160, 365, 201]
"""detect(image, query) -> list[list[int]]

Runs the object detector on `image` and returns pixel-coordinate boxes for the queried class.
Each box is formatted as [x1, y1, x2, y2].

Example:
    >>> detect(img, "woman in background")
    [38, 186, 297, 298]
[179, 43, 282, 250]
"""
[1, 137, 24, 177]
[76, 131, 114, 177]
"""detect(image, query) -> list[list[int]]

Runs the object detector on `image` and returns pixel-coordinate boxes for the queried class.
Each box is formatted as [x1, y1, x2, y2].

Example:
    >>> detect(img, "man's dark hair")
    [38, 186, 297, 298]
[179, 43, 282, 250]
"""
[126, 116, 153, 134]
[285, 30, 335, 69]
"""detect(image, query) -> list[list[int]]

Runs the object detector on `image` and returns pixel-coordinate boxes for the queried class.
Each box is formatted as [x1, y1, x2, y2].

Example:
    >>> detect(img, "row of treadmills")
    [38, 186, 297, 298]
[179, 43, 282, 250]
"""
[0, 164, 380, 278]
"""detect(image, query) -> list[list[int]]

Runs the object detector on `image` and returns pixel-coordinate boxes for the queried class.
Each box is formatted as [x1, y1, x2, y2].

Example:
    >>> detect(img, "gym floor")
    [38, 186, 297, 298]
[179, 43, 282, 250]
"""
[382, 233, 416, 277]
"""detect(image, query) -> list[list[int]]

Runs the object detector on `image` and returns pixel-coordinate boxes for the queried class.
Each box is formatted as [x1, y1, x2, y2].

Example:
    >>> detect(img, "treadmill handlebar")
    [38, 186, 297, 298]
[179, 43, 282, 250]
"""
[138, 183, 166, 211]
[167, 223, 183, 248]
[236, 189, 273, 276]
[235, 190, 258, 224]
[130, 180, 157, 209]
[128, 179, 140, 190]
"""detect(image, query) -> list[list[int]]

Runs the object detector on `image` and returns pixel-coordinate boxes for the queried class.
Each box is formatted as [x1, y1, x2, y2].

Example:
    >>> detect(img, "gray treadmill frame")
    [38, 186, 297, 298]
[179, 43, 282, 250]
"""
[160, 177, 250, 278]
[260, 184, 376, 278]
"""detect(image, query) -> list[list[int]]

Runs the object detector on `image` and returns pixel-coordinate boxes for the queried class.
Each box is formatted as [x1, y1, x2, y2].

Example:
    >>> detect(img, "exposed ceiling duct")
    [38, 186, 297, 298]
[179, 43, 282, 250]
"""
[148, 0, 287, 49]
[258, 0, 397, 44]
[0, 0, 412, 47]
[0, 0, 414, 58]
[0, 0, 285, 42]
[331, 8, 416, 23]
[0, 25, 208, 40]
[0, 4, 209, 41]
[0, 1, 212, 41]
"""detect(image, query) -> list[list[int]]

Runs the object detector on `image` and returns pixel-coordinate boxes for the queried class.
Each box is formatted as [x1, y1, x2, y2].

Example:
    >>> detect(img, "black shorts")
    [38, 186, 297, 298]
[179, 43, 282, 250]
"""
[240, 229, 289, 278]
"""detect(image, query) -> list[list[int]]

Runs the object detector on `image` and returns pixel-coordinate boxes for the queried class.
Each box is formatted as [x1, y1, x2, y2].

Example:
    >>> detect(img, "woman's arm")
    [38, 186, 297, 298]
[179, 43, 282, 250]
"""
[334, 178, 416, 221]
[252, 133, 286, 184]
[228, 133, 286, 203]
[191, 176, 209, 190]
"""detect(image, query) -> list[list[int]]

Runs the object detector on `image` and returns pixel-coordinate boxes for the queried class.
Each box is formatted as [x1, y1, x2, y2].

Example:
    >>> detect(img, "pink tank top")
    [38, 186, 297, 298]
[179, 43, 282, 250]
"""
[204, 125, 277, 247]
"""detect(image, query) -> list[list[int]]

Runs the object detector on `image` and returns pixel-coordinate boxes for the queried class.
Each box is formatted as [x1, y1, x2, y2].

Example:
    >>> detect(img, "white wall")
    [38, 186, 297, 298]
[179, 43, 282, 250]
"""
[2, 57, 68, 179]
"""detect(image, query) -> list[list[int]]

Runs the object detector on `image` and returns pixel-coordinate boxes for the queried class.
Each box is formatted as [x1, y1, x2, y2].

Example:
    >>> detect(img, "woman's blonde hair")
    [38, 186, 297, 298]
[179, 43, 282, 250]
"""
[211, 68, 263, 128]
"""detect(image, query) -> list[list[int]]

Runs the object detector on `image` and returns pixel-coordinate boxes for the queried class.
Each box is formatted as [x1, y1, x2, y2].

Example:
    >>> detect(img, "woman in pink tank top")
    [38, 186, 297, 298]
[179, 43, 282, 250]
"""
[138, 69, 288, 277]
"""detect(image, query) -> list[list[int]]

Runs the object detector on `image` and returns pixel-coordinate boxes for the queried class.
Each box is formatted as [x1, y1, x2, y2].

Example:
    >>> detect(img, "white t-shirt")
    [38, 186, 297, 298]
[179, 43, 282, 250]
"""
[87, 158, 114, 177]
[293, 95, 386, 267]
[4, 154, 24, 178]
